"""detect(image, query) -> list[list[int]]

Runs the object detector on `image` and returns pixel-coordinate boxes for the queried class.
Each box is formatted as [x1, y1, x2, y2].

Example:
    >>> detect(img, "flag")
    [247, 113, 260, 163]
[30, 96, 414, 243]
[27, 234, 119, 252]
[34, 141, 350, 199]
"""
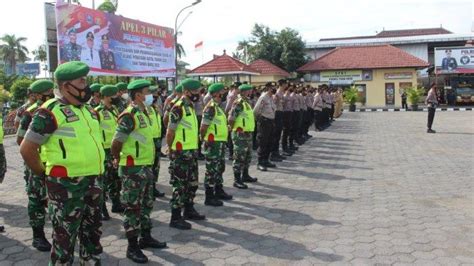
[195, 41, 203, 51]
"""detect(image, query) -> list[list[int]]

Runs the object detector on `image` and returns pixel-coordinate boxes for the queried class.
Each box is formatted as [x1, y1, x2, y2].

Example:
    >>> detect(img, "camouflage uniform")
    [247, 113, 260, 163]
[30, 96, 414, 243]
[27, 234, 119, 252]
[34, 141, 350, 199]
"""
[168, 99, 199, 209]
[114, 106, 154, 239]
[18, 102, 47, 228]
[201, 101, 226, 188]
[15, 102, 32, 183]
[24, 102, 103, 265]
[60, 43, 82, 62]
[230, 98, 253, 175]
[0, 115, 6, 183]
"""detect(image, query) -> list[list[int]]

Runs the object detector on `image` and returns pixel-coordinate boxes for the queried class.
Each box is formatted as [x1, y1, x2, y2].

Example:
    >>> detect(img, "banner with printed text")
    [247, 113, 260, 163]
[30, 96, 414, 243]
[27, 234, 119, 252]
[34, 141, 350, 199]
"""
[56, 3, 175, 77]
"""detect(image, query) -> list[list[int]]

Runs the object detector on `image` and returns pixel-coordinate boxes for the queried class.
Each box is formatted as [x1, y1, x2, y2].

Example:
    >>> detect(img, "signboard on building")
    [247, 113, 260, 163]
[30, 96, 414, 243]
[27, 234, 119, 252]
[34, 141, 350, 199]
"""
[435, 47, 474, 74]
[17, 63, 40, 76]
[384, 72, 413, 79]
[56, 3, 175, 77]
[320, 70, 362, 82]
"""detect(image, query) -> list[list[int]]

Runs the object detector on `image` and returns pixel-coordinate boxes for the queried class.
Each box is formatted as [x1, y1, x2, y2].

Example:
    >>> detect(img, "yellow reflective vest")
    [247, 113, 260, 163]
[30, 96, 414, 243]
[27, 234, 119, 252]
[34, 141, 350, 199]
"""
[171, 100, 198, 151]
[232, 98, 255, 132]
[95, 105, 118, 149]
[204, 100, 228, 142]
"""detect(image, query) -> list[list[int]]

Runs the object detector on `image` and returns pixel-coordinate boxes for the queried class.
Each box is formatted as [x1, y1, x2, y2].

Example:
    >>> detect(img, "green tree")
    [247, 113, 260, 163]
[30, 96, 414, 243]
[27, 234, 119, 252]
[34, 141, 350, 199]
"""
[32, 45, 47, 63]
[176, 43, 186, 59]
[0, 34, 29, 75]
[97, 0, 117, 14]
[0, 69, 19, 91]
[236, 24, 307, 73]
[10, 78, 33, 103]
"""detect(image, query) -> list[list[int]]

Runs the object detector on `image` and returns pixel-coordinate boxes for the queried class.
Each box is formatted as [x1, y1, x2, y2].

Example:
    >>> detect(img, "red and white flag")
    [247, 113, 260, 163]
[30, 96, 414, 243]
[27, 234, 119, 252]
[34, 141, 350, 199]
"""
[194, 41, 203, 51]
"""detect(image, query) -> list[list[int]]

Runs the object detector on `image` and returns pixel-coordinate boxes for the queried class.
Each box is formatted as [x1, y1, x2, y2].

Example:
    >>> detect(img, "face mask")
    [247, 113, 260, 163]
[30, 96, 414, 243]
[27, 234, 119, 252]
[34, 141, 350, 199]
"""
[67, 83, 92, 103]
[41, 94, 54, 103]
[121, 93, 129, 100]
[111, 97, 121, 106]
[222, 92, 228, 99]
[271, 88, 277, 94]
[220, 94, 226, 102]
[144, 94, 154, 106]
[189, 93, 200, 102]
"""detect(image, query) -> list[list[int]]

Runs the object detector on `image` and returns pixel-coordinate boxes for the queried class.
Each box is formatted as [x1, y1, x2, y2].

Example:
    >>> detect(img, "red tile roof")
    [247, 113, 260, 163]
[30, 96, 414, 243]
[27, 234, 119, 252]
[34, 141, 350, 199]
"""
[297, 45, 429, 72]
[320, 27, 452, 42]
[249, 59, 290, 77]
[189, 52, 260, 76]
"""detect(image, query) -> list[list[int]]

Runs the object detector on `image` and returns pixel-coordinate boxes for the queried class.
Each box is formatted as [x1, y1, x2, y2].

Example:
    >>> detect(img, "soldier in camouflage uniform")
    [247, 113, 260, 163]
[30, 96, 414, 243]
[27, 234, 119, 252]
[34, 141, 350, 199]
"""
[20, 61, 104, 265]
[0, 111, 6, 232]
[228, 84, 259, 190]
[115, 82, 129, 113]
[16, 80, 55, 252]
[60, 29, 82, 62]
[95, 85, 124, 221]
[14, 87, 35, 130]
[111, 79, 166, 264]
[200, 83, 233, 207]
[167, 79, 206, 230]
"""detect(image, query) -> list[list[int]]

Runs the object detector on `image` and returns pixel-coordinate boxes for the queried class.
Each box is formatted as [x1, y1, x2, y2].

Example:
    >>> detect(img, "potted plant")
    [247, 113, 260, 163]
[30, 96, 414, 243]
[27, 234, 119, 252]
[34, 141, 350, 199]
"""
[406, 87, 424, 111]
[344, 86, 359, 112]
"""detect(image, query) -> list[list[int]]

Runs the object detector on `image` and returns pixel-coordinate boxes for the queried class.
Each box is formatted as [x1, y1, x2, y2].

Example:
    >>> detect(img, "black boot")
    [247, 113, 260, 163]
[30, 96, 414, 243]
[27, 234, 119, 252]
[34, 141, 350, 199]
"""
[153, 183, 165, 198]
[242, 168, 258, 183]
[204, 187, 223, 207]
[169, 208, 192, 230]
[139, 230, 167, 249]
[111, 198, 125, 213]
[183, 203, 206, 220]
[215, 184, 233, 200]
[264, 160, 277, 168]
[0, 225, 4, 232]
[233, 172, 248, 189]
[126, 237, 148, 264]
[269, 153, 283, 162]
[257, 159, 267, 172]
[101, 201, 110, 221]
[32, 227, 52, 252]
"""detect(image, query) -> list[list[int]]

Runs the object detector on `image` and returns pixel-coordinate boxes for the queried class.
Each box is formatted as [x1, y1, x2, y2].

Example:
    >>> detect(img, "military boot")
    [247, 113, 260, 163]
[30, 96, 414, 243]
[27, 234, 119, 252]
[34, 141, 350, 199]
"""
[32, 226, 52, 252]
[101, 201, 110, 221]
[111, 197, 125, 213]
[215, 184, 233, 200]
[257, 159, 267, 172]
[139, 230, 167, 249]
[242, 168, 258, 183]
[126, 237, 148, 264]
[183, 203, 206, 220]
[233, 172, 248, 189]
[169, 208, 192, 230]
[204, 187, 223, 207]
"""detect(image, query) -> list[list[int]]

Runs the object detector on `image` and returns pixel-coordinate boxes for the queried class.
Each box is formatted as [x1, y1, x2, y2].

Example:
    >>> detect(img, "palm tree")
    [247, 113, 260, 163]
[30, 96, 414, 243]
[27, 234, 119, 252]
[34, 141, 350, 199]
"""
[32, 45, 47, 63]
[176, 43, 186, 59]
[0, 34, 29, 75]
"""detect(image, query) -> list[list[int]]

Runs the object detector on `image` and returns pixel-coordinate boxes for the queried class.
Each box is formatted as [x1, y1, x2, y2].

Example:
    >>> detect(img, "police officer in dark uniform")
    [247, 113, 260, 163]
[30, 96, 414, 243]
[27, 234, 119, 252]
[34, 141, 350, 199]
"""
[99, 35, 116, 70]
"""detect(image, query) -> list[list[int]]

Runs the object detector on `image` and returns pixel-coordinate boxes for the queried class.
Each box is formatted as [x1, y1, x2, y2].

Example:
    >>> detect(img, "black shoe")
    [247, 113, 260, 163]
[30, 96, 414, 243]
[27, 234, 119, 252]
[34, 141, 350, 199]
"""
[127, 238, 148, 264]
[427, 129, 436, 133]
[0, 225, 4, 233]
[204, 188, 223, 207]
[32, 227, 52, 252]
[169, 208, 192, 230]
[215, 185, 233, 200]
[233, 172, 248, 189]
[160, 152, 167, 158]
[264, 161, 277, 168]
[111, 200, 125, 213]
[243, 169, 258, 183]
[153, 187, 165, 198]
[282, 149, 293, 156]
[289, 145, 299, 151]
[269, 155, 282, 162]
[275, 153, 286, 160]
[257, 164, 267, 171]
[139, 231, 167, 249]
[228, 154, 233, 160]
[101, 203, 111, 221]
[183, 204, 206, 220]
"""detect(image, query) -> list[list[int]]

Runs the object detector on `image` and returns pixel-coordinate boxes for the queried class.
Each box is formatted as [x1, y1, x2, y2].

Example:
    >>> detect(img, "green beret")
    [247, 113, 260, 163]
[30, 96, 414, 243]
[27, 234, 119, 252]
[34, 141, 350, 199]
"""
[127, 79, 151, 91]
[116, 82, 127, 90]
[100, 85, 118, 97]
[208, 83, 225, 94]
[239, 84, 253, 91]
[181, 78, 201, 91]
[175, 84, 183, 93]
[30, 80, 54, 93]
[90, 83, 102, 93]
[54, 61, 90, 81]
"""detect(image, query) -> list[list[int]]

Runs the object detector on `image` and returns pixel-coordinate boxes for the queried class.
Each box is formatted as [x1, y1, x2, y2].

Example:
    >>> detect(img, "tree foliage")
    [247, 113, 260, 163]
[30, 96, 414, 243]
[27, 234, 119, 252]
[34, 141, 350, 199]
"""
[236, 24, 308, 73]
[32, 45, 47, 62]
[10, 78, 33, 102]
[0, 34, 29, 75]
[97, 0, 117, 14]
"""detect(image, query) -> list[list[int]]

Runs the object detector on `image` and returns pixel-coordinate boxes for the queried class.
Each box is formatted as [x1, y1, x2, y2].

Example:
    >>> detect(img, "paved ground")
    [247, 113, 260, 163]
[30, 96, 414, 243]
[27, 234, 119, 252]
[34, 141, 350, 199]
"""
[0, 111, 473, 265]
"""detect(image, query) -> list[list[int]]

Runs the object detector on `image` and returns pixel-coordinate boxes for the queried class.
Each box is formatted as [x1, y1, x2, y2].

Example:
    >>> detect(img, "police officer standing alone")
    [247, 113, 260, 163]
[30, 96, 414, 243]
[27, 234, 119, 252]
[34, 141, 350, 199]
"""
[20, 61, 104, 265]
[200, 83, 233, 207]
[426, 83, 439, 133]
[111, 79, 167, 263]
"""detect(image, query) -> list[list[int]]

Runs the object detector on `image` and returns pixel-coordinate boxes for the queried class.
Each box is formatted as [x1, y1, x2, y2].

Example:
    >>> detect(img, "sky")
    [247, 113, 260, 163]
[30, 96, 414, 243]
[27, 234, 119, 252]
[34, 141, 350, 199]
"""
[0, 0, 473, 71]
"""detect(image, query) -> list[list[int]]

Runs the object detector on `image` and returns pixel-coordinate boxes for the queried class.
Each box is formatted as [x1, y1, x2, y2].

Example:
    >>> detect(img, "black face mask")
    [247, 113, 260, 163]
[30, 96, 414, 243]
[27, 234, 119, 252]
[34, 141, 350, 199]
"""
[67, 83, 92, 103]
[40, 94, 54, 103]
[271, 88, 277, 94]
[111, 97, 121, 106]
[189, 93, 200, 102]
[153, 96, 159, 103]
[222, 92, 228, 99]
[289, 89, 294, 93]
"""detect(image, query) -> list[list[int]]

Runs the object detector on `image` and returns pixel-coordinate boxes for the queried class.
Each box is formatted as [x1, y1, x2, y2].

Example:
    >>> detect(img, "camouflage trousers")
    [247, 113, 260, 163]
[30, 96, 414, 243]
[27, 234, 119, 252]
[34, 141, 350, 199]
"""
[203, 141, 226, 188]
[119, 166, 154, 238]
[0, 144, 6, 183]
[26, 167, 47, 228]
[152, 138, 161, 183]
[168, 150, 198, 209]
[103, 149, 121, 202]
[46, 175, 102, 265]
[232, 132, 253, 174]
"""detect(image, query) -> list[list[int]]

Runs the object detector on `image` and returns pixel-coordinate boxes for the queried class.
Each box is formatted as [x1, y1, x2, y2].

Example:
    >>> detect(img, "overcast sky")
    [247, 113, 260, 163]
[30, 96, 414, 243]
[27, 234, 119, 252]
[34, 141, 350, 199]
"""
[1, 0, 473, 70]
